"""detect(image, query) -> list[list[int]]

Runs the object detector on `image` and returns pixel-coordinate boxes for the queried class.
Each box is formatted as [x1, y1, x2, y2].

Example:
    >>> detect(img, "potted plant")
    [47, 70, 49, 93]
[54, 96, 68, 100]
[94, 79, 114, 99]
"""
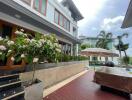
[13, 30, 61, 100]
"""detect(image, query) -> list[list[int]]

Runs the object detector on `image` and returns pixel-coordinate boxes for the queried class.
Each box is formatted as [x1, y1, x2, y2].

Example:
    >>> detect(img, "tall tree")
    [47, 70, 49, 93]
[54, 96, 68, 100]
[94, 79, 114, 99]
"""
[96, 30, 112, 49]
[115, 33, 129, 65]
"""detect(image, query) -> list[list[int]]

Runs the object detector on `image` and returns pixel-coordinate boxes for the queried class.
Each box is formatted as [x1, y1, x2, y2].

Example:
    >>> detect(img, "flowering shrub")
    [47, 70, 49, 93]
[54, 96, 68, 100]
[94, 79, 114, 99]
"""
[0, 37, 14, 62]
[13, 29, 61, 64]
[12, 29, 61, 83]
[0, 29, 61, 65]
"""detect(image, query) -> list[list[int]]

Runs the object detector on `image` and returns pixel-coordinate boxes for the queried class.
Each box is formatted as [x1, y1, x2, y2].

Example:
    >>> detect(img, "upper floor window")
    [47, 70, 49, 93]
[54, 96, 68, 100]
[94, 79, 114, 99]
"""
[59, 14, 63, 27]
[41, 0, 47, 14]
[34, 0, 47, 15]
[55, 10, 59, 24]
[54, 9, 70, 32]
[63, 17, 67, 29]
[66, 20, 70, 31]
[34, 0, 39, 11]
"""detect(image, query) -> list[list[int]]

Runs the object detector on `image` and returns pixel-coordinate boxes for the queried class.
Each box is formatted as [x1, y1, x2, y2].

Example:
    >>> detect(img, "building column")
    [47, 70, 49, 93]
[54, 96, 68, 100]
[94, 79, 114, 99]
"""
[71, 44, 73, 56]
[73, 44, 78, 56]
[90, 56, 92, 61]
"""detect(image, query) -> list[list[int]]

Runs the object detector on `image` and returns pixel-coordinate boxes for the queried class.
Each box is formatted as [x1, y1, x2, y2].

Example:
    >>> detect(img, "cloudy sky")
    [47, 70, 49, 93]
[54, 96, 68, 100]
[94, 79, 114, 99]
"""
[58, 0, 132, 56]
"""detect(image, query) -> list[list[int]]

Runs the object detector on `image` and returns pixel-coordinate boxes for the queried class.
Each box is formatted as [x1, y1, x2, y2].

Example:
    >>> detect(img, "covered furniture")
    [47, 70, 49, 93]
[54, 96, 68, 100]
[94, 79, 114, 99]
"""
[94, 67, 132, 94]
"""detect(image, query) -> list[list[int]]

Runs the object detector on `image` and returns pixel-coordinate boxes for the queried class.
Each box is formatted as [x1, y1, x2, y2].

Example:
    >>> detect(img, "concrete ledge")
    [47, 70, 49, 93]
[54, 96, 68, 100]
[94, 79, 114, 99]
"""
[20, 61, 89, 88]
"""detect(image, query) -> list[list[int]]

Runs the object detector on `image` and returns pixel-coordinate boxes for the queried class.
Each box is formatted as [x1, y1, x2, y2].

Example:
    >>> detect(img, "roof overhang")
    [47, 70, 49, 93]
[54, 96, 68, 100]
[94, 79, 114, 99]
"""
[61, 0, 83, 21]
[0, 0, 80, 44]
[122, 0, 132, 28]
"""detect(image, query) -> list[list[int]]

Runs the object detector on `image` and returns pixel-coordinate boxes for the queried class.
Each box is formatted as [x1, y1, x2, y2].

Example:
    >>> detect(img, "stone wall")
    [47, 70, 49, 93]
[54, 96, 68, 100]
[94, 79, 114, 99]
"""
[20, 61, 89, 88]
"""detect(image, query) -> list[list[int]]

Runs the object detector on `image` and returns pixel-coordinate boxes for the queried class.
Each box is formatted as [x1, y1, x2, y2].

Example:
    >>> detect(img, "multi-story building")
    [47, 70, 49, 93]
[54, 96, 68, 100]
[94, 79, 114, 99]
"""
[79, 36, 115, 50]
[0, 0, 83, 55]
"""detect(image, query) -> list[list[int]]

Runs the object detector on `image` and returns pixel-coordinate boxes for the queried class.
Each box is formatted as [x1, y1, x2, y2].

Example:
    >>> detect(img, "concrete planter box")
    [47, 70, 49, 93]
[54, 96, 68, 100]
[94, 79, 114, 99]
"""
[24, 79, 44, 100]
[20, 60, 89, 88]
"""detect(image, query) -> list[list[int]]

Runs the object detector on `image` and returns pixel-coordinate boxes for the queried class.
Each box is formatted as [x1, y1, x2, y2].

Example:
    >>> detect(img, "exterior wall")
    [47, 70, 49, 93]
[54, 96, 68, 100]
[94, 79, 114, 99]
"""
[20, 61, 88, 88]
[13, 0, 78, 37]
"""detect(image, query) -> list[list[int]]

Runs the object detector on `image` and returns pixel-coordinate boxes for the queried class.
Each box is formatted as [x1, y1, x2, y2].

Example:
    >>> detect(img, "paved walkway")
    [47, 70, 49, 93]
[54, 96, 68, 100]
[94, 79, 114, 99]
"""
[44, 70, 128, 100]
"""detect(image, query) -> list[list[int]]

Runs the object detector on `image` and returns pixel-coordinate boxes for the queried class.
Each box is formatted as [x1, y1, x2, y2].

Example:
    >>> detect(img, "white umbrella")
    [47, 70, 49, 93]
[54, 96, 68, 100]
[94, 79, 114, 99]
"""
[81, 48, 119, 57]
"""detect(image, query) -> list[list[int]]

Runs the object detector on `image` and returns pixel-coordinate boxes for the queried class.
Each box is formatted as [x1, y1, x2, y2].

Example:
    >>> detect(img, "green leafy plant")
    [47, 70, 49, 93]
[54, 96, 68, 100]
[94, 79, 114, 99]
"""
[115, 33, 129, 66]
[96, 30, 112, 50]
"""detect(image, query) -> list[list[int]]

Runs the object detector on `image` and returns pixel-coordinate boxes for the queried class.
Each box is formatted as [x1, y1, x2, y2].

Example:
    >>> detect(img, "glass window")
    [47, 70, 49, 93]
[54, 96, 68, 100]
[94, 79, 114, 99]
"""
[59, 14, 63, 26]
[55, 10, 59, 24]
[63, 17, 67, 29]
[34, 0, 40, 11]
[41, 0, 46, 14]
[66, 20, 70, 31]
[54, 9, 70, 31]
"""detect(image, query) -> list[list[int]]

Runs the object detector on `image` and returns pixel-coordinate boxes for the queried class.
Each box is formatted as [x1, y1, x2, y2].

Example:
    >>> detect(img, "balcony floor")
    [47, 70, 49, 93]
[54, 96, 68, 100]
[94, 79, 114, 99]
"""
[44, 70, 129, 100]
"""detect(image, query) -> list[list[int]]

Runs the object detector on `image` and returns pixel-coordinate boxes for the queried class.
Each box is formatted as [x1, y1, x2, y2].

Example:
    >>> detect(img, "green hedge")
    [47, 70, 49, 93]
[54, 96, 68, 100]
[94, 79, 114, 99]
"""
[57, 54, 88, 62]
[129, 57, 132, 65]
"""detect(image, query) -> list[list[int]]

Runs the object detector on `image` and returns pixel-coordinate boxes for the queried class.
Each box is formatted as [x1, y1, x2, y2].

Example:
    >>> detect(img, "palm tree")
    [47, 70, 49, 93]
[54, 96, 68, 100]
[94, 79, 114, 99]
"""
[115, 33, 129, 65]
[96, 30, 112, 50]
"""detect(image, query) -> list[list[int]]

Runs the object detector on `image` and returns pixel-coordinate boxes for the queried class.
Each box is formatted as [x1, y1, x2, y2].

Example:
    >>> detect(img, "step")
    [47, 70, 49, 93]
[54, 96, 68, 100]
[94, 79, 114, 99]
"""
[8, 93, 25, 100]
[0, 74, 19, 82]
[0, 79, 20, 87]
[0, 80, 21, 88]
[0, 74, 19, 79]
[0, 87, 24, 100]
[0, 80, 22, 92]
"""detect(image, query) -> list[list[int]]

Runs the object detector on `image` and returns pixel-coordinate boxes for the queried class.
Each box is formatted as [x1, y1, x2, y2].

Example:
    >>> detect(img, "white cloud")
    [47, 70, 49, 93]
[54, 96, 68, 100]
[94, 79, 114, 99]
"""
[92, 27, 97, 31]
[101, 16, 124, 31]
[103, 16, 124, 25]
[74, 0, 107, 27]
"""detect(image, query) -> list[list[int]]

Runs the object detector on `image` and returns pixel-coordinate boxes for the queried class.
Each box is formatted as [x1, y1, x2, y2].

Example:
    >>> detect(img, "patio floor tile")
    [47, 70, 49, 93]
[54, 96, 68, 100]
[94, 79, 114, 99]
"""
[44, 70, 128, 100]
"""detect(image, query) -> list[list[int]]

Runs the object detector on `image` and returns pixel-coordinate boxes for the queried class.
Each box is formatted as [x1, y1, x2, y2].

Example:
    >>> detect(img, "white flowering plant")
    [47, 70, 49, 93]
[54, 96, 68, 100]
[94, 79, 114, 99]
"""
[0, 36, 14, 65]
[22, 33, 61, 64]
[22, 32, 61, 83]
[11, 29, 30, 64]
[0, 28, 61, 83]
[38, 34, 61, 63]
[0, 28, 61, 84]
